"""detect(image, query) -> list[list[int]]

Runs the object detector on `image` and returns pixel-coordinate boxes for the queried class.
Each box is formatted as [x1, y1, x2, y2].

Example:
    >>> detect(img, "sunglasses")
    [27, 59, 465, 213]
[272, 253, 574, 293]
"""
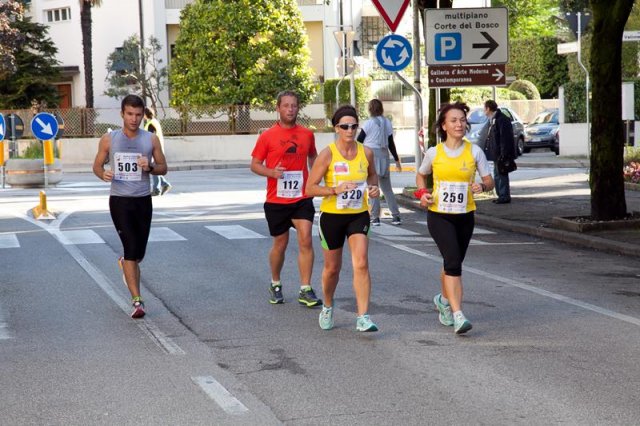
[337, 123, 359, 130]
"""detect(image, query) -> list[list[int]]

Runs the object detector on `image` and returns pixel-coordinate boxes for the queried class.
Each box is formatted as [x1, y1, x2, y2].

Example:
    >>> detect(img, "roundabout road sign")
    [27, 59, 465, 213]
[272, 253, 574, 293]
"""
[31, 112, 59, 140]
[376, 34, 413, 73]
[0, 113, 5, 142]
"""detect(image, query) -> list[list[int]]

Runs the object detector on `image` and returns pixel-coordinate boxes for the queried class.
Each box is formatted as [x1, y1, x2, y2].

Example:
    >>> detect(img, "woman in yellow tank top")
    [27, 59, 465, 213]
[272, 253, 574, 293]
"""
[306, 105, 381, 332]
[415, 102, 494, 335]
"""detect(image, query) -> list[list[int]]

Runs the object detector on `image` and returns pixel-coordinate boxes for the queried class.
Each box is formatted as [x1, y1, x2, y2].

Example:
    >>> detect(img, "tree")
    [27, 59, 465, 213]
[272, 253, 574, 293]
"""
[104, 35, 168, 113]
[0, 10, 60, 108]
[0, 1, 24, 80]
[589, 0, 634, 220]
[170, 0, 316, 110]
[80, 0, 102, 108]
[493, 0, 559, 39]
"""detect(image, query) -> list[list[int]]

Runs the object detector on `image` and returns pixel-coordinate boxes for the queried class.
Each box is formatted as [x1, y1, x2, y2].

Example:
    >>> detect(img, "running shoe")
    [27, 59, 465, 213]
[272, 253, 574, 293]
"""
[453, 312, 472, 334]
[319, 306, 334, 330]
[268, 284, 284, 304]
[433, 293, 454, 326]
[131, 299, 145, 319]
[151, 189, 160, 197]
[298, 287, 322, 307]
[391, 215, 402, 225]
[161, 184, 172, 195]
[371, 218, 381, 226]
[356, 314, 378, 332]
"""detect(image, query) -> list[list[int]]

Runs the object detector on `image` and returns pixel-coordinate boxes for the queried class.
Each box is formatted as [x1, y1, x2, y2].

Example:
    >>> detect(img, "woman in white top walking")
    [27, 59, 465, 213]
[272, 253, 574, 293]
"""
[357, 99, 402, 225]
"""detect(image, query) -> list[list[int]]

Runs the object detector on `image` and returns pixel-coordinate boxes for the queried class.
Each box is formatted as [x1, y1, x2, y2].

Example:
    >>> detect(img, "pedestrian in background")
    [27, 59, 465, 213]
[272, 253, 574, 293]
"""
[92, 94, 169, 318]
[357, 98, 402, 225]
[306, 105, 380, 332]
[144, 107, 172, 196]
[250, 90, 322, 308]
[483, 100, 515, 204]
[415, 101, 493, 334]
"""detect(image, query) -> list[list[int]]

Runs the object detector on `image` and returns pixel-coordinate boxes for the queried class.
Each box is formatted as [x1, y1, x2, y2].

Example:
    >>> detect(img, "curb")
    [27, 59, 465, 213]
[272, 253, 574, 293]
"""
[395, 194, 640, 259]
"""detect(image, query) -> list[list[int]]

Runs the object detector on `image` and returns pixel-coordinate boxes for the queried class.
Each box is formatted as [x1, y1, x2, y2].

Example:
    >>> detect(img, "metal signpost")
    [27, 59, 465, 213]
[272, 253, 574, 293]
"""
[0, 113, 5, 188]
[30, 112, 59, 189]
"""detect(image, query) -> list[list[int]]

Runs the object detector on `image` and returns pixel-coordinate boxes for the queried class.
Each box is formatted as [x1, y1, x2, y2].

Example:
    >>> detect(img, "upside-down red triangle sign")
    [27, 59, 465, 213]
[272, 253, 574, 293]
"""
[371, 0, 411, 33]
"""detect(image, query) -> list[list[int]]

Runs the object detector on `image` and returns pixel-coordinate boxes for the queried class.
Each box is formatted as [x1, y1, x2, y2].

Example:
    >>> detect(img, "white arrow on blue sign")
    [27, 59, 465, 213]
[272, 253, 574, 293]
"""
[30, 112, 59, 141]
[376, 34, 413, 73]
[0, 113, 5, 142]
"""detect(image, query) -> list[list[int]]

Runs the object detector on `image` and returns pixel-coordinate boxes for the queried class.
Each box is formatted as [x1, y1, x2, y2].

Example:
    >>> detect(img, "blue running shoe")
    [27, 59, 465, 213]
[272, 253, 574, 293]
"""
[268, 284, 284, 304]
[298, 287, 322, 307]
[433, 293, 454, 326]
[356, 314, 378, 332]
[454, 312, 472, 334]
[319, 306, 334, 330]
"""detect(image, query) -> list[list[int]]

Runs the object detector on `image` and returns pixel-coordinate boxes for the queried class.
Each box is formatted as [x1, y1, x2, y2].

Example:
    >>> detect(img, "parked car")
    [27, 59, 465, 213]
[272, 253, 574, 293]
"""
[553, 129, 559, 155]
[524, 108, 559, 154]
[465, 106, 525, 157]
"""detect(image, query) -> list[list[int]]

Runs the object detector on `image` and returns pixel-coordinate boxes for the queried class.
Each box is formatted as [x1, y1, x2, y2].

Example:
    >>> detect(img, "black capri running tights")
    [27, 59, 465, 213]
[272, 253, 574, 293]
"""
[427, 210, 475, 277]
[109, 195, 152, 262]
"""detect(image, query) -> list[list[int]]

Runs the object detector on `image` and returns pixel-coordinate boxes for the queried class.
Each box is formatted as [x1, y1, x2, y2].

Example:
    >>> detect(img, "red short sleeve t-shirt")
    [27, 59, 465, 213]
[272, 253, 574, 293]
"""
[251, 123, 317, 204]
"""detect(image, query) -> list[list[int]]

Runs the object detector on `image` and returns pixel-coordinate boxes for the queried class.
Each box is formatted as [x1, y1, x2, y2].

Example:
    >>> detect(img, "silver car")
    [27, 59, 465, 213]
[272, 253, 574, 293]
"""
[466, 106, 525, 156]
[524, 108, 559, 154]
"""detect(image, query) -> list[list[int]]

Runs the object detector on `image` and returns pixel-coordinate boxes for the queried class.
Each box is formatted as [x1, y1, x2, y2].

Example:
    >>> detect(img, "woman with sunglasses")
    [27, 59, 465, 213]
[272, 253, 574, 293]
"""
[415, 102, 494, 334]
[306, 105, 380, 332]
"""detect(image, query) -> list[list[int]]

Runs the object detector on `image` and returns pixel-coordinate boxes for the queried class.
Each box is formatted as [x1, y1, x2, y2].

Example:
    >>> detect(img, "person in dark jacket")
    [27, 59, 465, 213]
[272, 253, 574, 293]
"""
[483, 100, 515, 204]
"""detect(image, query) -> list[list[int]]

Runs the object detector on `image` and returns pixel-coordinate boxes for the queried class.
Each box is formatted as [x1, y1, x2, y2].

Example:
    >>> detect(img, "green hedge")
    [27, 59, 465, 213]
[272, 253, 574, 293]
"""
[322, 77, 372, 122]
[449, 87, 526, 107]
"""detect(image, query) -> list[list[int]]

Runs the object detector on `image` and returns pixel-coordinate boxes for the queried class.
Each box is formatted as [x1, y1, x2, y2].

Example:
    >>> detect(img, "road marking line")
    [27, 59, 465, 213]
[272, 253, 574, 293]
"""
[149, 227, 187, 242]
[59, 229, 105, 245]
[16, 213, 185, 355]
[206, 225, 267, 239]
[383, 240, 640, 327]
[416, 220, 496, 234]
[0, 233, 20, 248]
[371, 223, 419, 236]
[0, 304, 12, 340]
[192, 376, 249, 415]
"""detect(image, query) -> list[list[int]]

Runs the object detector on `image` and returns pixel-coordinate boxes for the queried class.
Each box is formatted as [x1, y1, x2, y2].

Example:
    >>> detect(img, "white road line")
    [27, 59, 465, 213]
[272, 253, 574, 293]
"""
[16, 213, 185, 355]
[382, 240, 640, 327]
[0, 233, 20, 248]
[192, 376, 249, 415]
[59, 229, 105, 245]
[415, 220, 496, 234]
[206, 225, 267, 239]
[0, 304, 12, 340]
[149, 227, 187, 242]
[370, 223, 419, 236]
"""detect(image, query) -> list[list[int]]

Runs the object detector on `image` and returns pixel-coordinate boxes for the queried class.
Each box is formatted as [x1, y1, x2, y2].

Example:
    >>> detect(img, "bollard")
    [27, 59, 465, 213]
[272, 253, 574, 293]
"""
[31, 190, 56, 220]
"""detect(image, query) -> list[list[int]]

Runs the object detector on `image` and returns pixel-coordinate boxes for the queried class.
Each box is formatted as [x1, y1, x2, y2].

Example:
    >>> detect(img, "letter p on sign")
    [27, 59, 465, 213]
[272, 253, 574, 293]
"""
[435, 33, 461, 61]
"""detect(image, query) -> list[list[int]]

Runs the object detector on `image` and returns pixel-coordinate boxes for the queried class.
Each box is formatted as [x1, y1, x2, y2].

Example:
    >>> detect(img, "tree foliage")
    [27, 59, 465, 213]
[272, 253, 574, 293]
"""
[0, 1, 24, 80]
[0, 10, 60, 108]
[493, 0, 560, 39]
[104, 35, 168, 113]
[170, 0, 316, 109]
[589, 0, 634, 220]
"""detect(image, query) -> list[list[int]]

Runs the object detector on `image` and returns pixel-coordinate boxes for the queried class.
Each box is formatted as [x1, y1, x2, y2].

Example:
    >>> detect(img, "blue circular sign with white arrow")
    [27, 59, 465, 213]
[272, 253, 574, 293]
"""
[30, 112, 59, 141]
[376, 34, 413, 73]
[0, 113, 5, 142]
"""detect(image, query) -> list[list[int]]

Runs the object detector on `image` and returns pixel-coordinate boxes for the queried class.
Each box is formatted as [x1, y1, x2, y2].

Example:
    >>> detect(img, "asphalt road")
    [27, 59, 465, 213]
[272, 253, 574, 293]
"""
[1, 164, 639, 425]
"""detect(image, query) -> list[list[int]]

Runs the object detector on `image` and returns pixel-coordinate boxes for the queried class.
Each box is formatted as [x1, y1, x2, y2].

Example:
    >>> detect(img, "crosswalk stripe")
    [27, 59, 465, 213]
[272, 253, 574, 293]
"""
[0, 234, 20, 249]
[370, 223, 419, 236]
[205, 225, 267, 240]
[149, 227, 187, 242]
[0, 304, 11, 340]
[59, 229, 105, 245]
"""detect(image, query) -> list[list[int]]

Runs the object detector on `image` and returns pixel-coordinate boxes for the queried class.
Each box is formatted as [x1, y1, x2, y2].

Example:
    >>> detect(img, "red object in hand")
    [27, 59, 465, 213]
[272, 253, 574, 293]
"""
[414, 188, 429, 199]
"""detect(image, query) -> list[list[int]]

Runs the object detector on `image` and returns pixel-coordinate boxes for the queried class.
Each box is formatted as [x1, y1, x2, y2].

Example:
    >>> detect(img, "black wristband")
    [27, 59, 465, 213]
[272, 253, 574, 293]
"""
[147, 164, 154, 173]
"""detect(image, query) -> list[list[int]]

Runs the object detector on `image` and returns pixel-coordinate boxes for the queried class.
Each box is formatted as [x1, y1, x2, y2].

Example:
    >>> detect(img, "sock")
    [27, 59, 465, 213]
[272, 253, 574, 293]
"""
[453, 311, 465, 320]
[271, 280, 281, 288]
[440, 295, 450, 306]
[322, 305, 332, 311]
[132, 296, 143, 303]
[300, 285, 311, 292]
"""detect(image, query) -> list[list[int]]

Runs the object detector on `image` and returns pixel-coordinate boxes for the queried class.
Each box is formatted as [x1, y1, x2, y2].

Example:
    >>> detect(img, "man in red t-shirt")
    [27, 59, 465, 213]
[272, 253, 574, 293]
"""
[250, 91, 321, 307]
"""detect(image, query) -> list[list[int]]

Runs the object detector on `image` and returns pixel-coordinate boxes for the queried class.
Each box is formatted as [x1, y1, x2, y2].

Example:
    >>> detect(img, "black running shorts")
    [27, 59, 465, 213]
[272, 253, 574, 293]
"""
[427, 210, 474, 277]
[264, 198, 315, 236]
[318, 211, 370, 250]
[109, 195, 153, 262]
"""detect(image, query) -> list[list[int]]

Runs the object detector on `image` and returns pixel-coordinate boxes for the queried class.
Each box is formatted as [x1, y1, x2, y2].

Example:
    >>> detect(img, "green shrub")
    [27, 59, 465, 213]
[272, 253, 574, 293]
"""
[508, 79, 541, 100]
[95, 123, 120, 135]
[563, 81, 588, 123]
[21, 142, 43, 159]
[450, 87, 525, 107]
[322, 77, 372, 121]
